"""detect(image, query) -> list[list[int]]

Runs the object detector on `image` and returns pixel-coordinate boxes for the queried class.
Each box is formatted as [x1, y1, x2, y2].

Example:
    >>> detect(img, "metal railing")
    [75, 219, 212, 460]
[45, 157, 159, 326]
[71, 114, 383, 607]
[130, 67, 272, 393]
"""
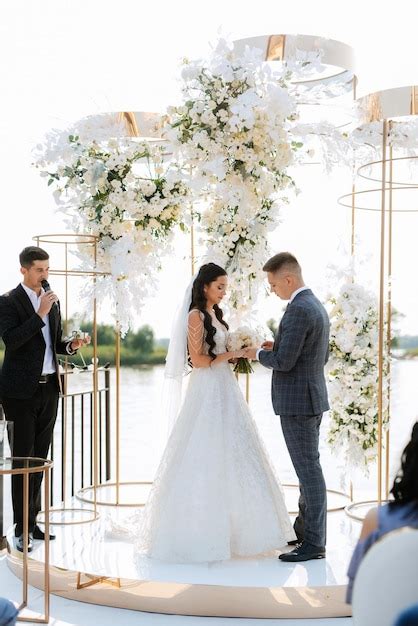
[50, 368, 111, 506]
[0, 367, 112, 540]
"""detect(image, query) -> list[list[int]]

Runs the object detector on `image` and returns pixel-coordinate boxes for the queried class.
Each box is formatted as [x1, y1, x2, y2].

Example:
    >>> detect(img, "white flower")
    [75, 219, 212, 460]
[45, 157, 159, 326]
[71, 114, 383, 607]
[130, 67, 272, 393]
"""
[326, 274, 390, 475]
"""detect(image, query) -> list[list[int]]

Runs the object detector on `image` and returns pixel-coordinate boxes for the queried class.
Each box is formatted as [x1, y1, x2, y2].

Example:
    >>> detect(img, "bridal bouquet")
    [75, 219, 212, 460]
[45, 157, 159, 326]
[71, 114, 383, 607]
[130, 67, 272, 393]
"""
[228, 326, 264, 374]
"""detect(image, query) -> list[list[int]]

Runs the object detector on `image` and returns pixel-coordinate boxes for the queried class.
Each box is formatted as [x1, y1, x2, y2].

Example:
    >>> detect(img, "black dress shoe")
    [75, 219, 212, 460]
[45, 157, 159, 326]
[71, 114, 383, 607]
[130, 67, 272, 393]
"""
[33, 524, 55, 540]
[287, 535, 304, 546]
[16, 533, 33, 553]
[279, 541, 325, 562]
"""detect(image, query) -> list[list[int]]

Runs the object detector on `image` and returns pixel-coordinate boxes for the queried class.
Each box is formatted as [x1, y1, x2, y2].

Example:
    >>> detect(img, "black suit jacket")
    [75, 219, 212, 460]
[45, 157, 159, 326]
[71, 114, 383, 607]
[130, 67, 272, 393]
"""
[0, 284, 70, 399]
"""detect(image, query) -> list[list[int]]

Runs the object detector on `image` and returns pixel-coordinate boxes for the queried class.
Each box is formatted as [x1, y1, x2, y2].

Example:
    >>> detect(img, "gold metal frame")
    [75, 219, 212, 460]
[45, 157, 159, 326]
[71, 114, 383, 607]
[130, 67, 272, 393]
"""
[36, 508, 99, 525]
[345, 499, 389, 522]
[36, 119, 168, 512]
[33, 233, 103, 524]
[338, 186, 418, 212]
[2, 457, 52, 623]
[282, 483, 350, 514]
[341, 86, 418, 518]
[233, 34, 356, 88]
[357, 155, 418, 187]
[76, 481, 152, 507]
[76, 572, 121, 589]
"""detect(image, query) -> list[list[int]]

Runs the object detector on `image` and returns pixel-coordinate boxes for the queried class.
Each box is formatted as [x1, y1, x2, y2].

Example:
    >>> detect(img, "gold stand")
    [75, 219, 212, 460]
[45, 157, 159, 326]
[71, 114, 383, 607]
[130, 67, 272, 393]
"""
[338, 85, 418, 518]
[3, 457, 53, 623]
[75, 325, 152, 507]
[33, 233, 105, 525]
[76, 572, 121, 589]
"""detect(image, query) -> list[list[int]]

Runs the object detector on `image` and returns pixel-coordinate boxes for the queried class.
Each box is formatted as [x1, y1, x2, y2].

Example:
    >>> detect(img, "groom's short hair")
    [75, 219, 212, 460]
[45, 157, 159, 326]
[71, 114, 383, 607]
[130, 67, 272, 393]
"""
[263, 252, 301, 275]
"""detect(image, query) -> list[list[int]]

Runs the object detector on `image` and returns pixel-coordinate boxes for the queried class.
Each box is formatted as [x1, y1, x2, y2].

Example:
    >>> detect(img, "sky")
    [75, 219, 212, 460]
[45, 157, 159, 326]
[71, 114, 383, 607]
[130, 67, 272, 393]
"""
[0, 0, 417, 336]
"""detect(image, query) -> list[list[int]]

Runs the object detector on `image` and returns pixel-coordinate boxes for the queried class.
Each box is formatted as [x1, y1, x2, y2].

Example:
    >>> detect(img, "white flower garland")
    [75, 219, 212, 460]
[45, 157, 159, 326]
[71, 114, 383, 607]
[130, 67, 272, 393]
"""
[166, 39, 302, 317]
[327, 280, 390, 473]
[35, 119, 190, 334]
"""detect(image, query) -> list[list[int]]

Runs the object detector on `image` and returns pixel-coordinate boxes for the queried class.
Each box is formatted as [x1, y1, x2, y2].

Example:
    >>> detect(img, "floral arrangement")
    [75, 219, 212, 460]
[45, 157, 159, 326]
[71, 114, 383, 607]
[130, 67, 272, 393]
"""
[227, 325, 265, 374]
[327, 280, 390, 473]
[34, 120, 190, 334]
[166, 39, 302, 317]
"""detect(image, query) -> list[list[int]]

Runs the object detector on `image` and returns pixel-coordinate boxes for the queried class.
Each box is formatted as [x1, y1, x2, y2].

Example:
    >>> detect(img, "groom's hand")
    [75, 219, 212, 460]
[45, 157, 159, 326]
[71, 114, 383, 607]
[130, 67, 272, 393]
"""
[244, 348, 258, 360]
[261, 341, 274, 351]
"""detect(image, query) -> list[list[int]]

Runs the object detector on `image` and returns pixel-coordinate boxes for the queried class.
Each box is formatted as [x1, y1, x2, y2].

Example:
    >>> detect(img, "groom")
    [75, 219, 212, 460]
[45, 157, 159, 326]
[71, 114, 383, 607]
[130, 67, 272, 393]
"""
[245, 252, 329, 562]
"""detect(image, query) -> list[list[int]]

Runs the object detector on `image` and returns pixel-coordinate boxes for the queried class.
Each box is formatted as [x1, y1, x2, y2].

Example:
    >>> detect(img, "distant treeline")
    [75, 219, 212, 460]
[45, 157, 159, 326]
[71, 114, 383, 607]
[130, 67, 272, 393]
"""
[395, 335, 418, 350]
[0, 321, 168, 368]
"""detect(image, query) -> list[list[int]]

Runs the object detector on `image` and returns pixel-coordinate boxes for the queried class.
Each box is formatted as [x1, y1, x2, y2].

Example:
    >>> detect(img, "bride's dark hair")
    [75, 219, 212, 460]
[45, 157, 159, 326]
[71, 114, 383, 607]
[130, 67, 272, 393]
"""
[189, 263, 229, 360]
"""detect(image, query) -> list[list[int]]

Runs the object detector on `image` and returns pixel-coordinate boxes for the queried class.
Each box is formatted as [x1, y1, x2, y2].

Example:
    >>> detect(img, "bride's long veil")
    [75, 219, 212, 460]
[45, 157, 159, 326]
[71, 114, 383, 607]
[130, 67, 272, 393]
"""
[162, 274, 196, 437]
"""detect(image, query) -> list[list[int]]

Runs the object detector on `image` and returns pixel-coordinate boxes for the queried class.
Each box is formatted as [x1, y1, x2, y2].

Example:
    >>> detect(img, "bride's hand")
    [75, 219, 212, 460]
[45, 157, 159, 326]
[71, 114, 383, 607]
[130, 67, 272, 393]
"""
[261, 340, 274, 351]
[233, 349, 245, 359]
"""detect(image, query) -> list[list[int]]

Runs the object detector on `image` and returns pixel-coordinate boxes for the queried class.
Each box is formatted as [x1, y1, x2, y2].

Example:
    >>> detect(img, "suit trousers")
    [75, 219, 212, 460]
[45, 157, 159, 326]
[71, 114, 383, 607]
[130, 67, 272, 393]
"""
[280, 413, 327, 548]
[1, 380, 59, 534]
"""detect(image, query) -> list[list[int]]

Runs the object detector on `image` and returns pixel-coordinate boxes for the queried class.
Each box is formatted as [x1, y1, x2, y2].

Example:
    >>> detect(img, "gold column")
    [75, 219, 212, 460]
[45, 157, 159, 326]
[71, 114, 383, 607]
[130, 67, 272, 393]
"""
[190, 164, 195, 276]
[92, 243, 98, 515]
[377, 119, 388, 504]
[115, 325, 121, 505]
[43, 467, 50, 622]
[351, 182, 356, 256]
[385, 122, 394, 498]
[22, 471, 29, 607]
[190, 207, 195, 276]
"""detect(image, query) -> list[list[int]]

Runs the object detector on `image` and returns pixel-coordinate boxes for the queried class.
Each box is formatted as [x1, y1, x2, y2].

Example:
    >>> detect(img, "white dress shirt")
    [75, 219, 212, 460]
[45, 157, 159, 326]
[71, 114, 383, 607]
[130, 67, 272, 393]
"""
[255, 286, 310, 360]
[21, 283, 56, 375]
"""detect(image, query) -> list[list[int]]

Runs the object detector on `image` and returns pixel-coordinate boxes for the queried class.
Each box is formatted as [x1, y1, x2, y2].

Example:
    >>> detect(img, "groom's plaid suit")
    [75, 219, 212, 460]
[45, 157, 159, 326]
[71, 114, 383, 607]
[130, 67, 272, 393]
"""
[259, 289, 329, 548]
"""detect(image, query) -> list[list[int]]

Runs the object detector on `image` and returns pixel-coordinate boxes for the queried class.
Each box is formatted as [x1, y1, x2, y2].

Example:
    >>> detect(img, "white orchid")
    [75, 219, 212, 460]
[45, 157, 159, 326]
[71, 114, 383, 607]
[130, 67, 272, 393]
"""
[34, 119, 191, 333]
[327, 276, 390, 475]
[167, 39, 303, 316]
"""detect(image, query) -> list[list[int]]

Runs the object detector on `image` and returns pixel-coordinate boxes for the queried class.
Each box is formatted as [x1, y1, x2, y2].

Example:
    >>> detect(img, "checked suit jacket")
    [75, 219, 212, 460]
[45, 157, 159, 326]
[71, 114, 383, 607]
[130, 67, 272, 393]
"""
[0, 284, 70, 400]
[259, 289, 330, 416]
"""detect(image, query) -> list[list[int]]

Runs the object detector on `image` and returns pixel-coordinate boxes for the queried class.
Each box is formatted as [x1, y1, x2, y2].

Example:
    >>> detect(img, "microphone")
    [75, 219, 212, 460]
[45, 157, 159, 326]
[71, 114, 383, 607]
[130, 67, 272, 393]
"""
[41, 279, 58, 309]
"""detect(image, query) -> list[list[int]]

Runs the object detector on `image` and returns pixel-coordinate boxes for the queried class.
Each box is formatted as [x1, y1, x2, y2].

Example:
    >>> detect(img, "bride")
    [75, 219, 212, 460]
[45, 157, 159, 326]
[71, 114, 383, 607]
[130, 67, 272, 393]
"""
[136, 262, 295, 562]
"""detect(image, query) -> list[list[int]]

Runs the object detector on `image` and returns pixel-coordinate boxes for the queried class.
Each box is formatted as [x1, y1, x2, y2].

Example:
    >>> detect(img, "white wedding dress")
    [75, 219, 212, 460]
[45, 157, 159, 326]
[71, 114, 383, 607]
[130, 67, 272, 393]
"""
[132, 312, 296, 563]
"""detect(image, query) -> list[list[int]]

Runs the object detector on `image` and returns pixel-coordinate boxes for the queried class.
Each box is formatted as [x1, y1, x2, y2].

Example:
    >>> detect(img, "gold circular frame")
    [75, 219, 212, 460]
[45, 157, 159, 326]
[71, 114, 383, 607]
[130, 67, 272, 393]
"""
[36, 507, 100, 526]
[75, 483, 351, 511]
[283, 483, 351, 514]
[345, 499, 390, 522]
[233, 34, 355, 88]
[76, 481, 153, 507]
[0, 457, 53, 476]
[357, 156, 418, 187]
[338, 186, 418, 212]
[33, 233, 98, 245]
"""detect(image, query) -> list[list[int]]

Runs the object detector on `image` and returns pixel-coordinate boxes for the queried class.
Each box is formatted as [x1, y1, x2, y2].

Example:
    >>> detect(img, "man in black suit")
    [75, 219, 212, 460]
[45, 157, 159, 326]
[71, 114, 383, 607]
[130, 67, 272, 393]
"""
[0, 246, 88, 551]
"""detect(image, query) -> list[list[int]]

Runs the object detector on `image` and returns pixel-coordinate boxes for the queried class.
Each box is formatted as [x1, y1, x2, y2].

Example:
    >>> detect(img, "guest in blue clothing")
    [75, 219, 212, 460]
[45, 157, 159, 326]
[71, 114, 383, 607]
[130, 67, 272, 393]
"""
[394, 604, 418, 626]
[0, 597, 18, 626]
[346, 421, 418, 603]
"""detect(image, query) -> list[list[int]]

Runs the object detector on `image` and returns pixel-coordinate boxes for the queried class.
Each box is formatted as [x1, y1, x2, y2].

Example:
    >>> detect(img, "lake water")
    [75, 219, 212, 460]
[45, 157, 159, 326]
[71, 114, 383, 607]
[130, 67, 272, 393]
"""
[66, 358, 418, 502]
